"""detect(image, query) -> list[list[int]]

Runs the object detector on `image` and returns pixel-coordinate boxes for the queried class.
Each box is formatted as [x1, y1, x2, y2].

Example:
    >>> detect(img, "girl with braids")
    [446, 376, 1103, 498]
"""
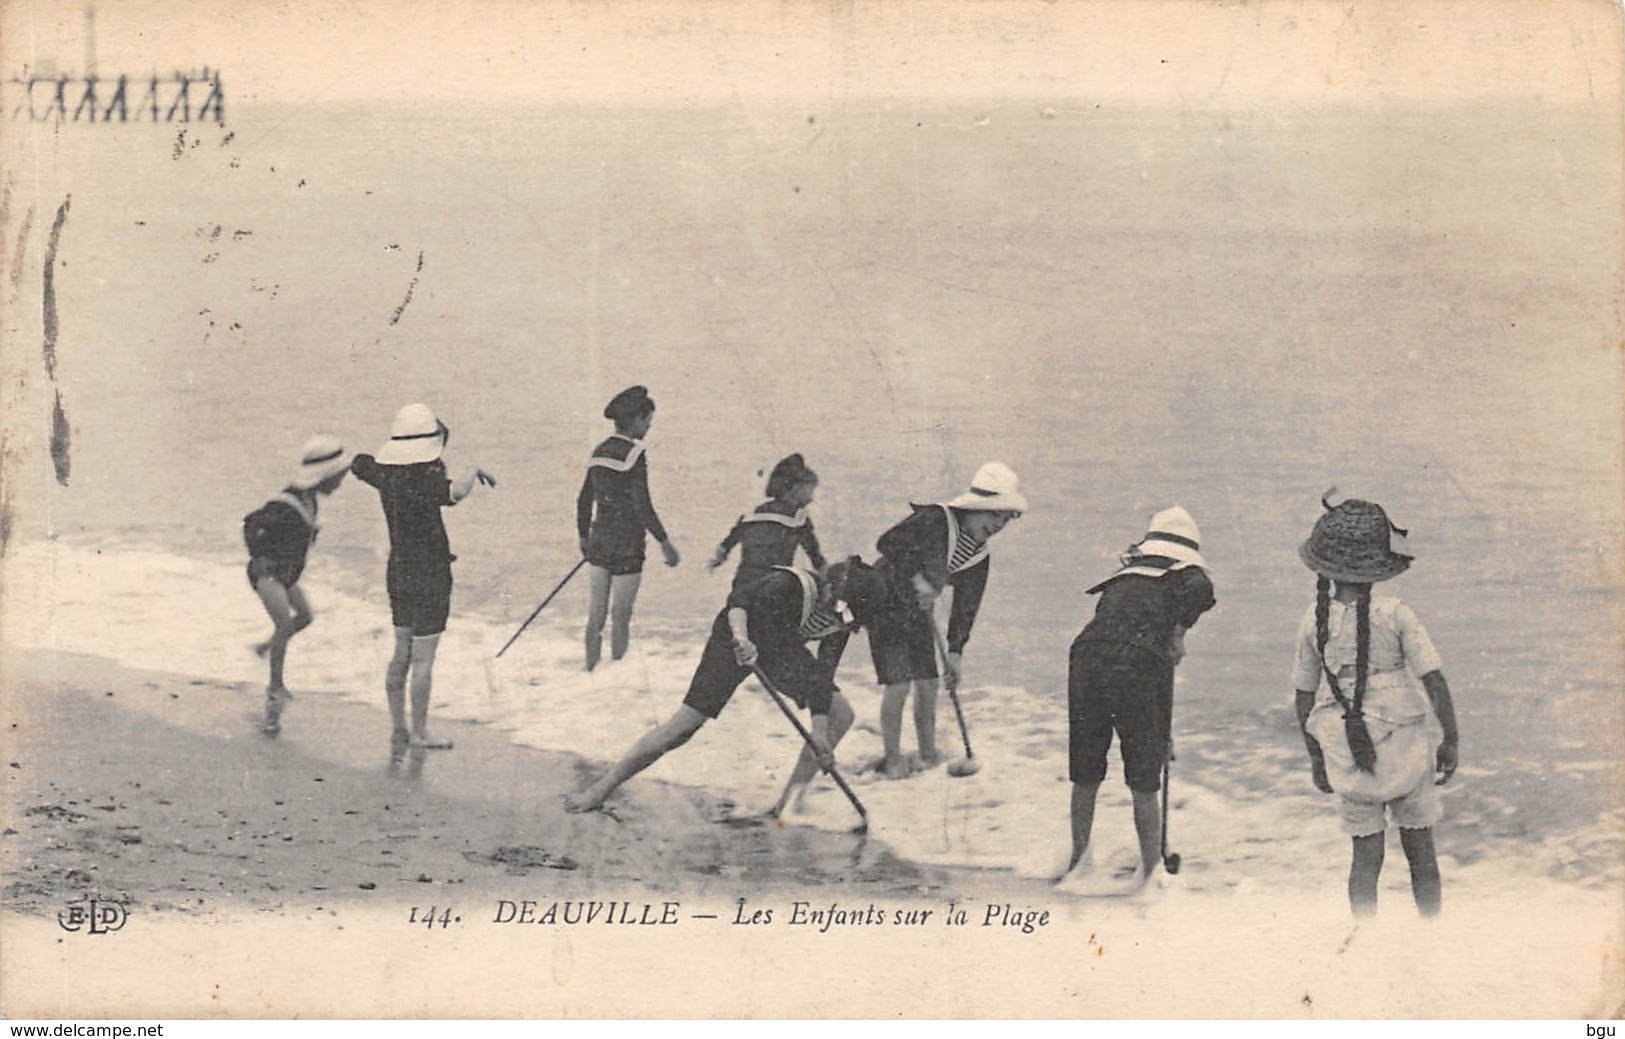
[1293, 492, 1460, 917]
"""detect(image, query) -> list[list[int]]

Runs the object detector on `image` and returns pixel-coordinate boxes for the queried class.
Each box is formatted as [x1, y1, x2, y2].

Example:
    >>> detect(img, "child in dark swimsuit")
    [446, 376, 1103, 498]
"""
[707, 453, 827, 591]
[866, 462, 1026, 779]
[565, 558, 885, 819]
[577, 385, 680, 670]
[245, 435, 349, 733]
[352, 403, 495, 749]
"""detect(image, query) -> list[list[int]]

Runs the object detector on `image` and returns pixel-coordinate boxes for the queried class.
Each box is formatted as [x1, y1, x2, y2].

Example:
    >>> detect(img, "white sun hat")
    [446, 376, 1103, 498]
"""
[944, 462, 1028, 513]
[1135, 505, 1206, 569]
[289, 434, 349, 489]
[375, 403, 446, 465]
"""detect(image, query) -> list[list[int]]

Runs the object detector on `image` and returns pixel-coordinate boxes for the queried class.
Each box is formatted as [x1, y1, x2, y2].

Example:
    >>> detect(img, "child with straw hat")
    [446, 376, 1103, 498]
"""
[1292, 490, 1460, 917]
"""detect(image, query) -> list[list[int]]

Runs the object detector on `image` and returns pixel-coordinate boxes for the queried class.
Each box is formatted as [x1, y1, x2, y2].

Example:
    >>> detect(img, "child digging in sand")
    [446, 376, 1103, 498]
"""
[565, 558, 886, 819]
[865, 462, 1026, 779]
[1293, 492, 1460, 917]
[244, 435, 350, 734]
[707, 453, 827, 590]
[352, 403, 496, 749]
[577, 385, 680, 670]
[1062, 506, 1215, 889]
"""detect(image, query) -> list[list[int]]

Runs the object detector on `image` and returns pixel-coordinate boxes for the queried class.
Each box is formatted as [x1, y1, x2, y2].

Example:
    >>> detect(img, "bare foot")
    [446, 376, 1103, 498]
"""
[879, 757, 914, 781]
[563, 789, 607, 814]
[913, 748, 944, 770]
[266, 685, 293, 703]
[408, 733, 454, 750]
[391, 727, 411, 744]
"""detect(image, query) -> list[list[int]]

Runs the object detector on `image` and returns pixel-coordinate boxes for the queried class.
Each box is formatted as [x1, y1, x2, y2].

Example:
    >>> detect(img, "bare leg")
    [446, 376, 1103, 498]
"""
[385, 627, 413, 740]
[878, 681, 912, 778]
[771, 692, 855, 817]
[913, 677, 941, 766]
[1131, 789, 1162, 879]
[608, 571, 643, 661]
[584, 565, 611, 670]
[254, 577, 313, 697]
[1399, 826, 1442, 917]
[1067, 781, 1102, 874]
[1349, 832, 1385, 917]
[406, 633, 451, 749]
[565, 705, 709, 812]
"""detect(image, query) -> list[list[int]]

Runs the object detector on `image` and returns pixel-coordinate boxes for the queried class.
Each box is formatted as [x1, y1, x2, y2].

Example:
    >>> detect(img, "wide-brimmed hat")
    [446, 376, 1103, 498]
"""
[826, 556, 887, 626]
[375, 403, 446, 465]
[289, 435, 349, 489]
[1135, 506, 1206, 569]
[944, 461, 1028, 513]
[603, 385, 655, 422]
[1299, 491, 1413, 583]
[765, 453, 816, 498]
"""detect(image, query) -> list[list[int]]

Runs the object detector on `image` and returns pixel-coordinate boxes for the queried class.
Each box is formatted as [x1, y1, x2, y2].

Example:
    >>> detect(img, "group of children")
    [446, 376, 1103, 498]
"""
[245, 387, 1461, 916]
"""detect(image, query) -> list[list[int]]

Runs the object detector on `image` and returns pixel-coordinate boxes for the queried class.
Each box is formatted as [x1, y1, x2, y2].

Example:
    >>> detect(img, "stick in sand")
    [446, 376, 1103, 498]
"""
[928, 615, 982, 778]
[495, 558, 587, 659]
[750, 665, 869, 834]
[1161, 756, 1181, 875]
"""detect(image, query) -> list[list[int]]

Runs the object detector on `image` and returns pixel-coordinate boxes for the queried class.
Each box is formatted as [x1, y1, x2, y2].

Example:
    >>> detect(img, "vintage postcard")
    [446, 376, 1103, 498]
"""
[2, 0, 1621, 1021]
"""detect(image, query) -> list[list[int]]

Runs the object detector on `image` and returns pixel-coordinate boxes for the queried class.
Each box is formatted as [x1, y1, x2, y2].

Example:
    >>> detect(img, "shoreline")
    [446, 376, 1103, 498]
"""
[1, 647, 1052, 917]
[4, 646, 1622, 1019]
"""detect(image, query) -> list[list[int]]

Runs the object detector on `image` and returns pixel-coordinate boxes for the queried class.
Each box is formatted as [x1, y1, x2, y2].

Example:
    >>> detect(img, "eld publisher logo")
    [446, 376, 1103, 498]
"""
[57, 899, 128, 934]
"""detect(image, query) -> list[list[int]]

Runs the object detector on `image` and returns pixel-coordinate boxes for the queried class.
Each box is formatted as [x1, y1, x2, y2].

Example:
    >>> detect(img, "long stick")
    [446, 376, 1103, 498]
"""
[750, 665, 868, 833]
[927, 615, 978, 765]
[1161, 733, 1182, 875]
[495, 558, 587, 658]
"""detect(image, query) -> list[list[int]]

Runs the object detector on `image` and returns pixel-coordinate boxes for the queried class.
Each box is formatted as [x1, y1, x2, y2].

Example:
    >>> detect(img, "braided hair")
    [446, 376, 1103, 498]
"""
[1315, 576, 1378, 773]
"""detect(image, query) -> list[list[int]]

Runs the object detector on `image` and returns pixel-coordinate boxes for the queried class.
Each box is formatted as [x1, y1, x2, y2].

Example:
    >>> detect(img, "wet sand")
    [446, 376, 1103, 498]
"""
[4, 647, 1620, 1019]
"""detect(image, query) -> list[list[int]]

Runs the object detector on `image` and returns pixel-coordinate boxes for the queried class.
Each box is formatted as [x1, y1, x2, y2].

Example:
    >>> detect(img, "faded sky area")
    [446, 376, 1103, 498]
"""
[1, 0, 1620, 110]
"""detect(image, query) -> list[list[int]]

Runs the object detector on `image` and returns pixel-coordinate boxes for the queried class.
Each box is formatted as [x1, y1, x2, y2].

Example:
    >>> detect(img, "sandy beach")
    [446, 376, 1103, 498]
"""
[3, 637, 1621, 1019]
[3, 0, 1622, 1021]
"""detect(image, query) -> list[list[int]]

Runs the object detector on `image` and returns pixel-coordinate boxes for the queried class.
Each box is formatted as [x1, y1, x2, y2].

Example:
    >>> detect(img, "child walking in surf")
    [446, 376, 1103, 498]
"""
[706, 453, 827, 590]
[577, 385, 680, 670]
[244, 435, 350, 734]
[866, 462, 1026, 779]
[1293, 492, 1460, 917]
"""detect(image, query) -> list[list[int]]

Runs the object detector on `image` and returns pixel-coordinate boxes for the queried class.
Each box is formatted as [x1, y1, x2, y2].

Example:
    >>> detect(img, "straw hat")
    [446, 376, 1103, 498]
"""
[1136, 506, 1206, 570]
[375, 403, 446, 465]
[944, 462, 1028, 513]
[289, 435, 349, 489]
[603, 385, 655, 422]
[1298, 491, 1413, 583]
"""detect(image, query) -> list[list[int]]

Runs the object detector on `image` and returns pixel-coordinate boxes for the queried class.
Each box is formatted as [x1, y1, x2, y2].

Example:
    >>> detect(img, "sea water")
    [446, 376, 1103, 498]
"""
[3, 99, 1620, 896]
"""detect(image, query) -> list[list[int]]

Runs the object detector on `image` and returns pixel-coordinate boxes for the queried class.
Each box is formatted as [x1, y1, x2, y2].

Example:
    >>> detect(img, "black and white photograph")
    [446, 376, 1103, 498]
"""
[1, 0, 1621, 1022]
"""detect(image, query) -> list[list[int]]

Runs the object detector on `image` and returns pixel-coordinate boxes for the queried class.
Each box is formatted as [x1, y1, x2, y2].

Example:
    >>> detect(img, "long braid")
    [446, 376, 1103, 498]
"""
[1354, 584, 1372, 710]
[1314, 576, 1331, 667]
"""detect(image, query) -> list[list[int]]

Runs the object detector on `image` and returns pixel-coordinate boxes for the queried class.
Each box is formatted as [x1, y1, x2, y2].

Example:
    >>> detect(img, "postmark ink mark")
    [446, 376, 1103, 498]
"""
[41, 195, 71, 485]
[389, 251, 424, 325]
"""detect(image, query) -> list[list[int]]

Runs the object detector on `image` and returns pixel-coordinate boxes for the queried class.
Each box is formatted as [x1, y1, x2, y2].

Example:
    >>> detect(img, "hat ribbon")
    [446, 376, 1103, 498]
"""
[302, 447, 344, 465]
[1145, 530, 1198, 551]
